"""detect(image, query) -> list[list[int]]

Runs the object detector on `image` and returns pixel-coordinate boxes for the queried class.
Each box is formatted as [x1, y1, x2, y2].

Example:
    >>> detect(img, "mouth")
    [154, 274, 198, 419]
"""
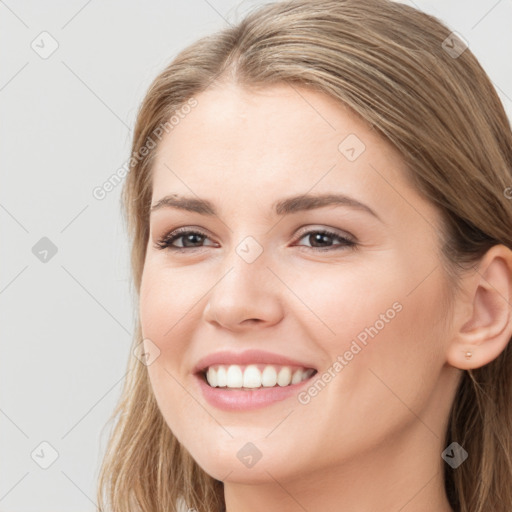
[197, 363, 318, 390]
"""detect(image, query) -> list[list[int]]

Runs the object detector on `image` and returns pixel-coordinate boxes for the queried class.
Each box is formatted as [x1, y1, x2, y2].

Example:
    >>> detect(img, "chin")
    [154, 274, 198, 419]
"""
[186, 441, 307, 485]
[199, 459, 294, 484]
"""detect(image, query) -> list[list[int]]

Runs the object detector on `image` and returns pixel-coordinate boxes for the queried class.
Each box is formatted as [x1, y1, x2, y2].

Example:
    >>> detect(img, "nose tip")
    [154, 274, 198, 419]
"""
[202, 268, 284, 331]
[205, 301, 263, 326]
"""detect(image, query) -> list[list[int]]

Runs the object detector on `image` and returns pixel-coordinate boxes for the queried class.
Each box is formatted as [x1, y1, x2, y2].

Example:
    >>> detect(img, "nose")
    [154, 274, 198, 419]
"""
[203, 245, 285, 332]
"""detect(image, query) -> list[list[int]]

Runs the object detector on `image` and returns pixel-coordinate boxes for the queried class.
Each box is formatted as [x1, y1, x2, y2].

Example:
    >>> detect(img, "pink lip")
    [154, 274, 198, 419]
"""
[192, 349, 317, 374]
[191, 349, 318, 412]
[194, 372, 317, 411]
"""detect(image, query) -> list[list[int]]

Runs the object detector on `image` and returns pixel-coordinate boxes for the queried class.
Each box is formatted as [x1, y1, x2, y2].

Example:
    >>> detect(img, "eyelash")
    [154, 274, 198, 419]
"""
[154, 227, 357, 253]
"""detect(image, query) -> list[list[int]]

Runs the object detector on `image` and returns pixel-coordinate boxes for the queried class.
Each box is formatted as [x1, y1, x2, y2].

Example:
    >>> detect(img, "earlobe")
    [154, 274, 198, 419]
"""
[446, 244, 512, 371]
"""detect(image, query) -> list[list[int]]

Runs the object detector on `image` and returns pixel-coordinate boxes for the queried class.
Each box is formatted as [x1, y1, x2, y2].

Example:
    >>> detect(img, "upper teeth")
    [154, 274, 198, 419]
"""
[205, 364, 315, 388]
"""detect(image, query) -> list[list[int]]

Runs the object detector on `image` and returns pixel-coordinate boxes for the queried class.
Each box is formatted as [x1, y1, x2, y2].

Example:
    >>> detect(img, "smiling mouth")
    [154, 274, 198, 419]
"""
[198, 363, 317, 390]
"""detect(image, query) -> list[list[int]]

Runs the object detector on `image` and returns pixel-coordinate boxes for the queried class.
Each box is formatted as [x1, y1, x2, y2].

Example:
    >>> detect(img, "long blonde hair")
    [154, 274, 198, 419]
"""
[97, 1, 512, 510]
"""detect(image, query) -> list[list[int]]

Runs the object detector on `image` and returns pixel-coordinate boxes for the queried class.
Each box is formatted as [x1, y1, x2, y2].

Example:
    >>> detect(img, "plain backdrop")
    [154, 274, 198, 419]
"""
[1, 0, 511, 510]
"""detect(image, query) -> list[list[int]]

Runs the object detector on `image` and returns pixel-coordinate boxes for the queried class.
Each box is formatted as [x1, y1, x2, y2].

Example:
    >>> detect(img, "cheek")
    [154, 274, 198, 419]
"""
[326, 269, 448, 426]
[139, 262, 205, 354]
[294, 267, 449, 455]
[138, 262, 206, 436]
[287, 262, 407, 352]
[296, 260, 447, 397]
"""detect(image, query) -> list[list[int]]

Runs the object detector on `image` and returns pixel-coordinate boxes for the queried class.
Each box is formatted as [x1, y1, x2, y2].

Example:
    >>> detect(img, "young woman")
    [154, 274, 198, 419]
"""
[97, 1, 512, 511]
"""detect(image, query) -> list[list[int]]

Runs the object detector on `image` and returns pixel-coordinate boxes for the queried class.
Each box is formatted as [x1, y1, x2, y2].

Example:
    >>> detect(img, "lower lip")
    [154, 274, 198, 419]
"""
[194, 372, 317, 411]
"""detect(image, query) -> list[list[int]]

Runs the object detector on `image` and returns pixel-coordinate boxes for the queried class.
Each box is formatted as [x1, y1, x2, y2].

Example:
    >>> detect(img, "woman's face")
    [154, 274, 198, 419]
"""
[139, 82, 459, 484]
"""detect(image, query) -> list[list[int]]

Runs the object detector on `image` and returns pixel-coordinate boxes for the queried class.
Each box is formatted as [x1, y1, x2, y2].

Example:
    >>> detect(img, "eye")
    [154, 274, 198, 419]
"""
[154, 227, 357, 252]
[154, 228, 215, 251]
[294, 228, 356, 251]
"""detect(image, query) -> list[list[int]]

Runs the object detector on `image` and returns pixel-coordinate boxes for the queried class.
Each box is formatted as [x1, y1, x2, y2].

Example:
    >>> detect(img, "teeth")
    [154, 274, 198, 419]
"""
[291, 368, 303, 384]
[205, 364, 315, 389]
[243, 365, 261, 388]
[277, 366, 292, 386]
[261, 366, 277, 387]
[226, 365, 243, 387]
[217, 365, 227, 387]
[206, 366, 218, 387]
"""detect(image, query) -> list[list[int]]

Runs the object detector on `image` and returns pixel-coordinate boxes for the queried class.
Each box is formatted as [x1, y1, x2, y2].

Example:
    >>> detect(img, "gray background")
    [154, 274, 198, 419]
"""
[1, 0, 511, 510]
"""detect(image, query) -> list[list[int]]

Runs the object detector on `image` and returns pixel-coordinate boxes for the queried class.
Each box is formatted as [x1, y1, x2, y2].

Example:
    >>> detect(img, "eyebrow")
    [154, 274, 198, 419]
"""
[150, 193, 382, 221]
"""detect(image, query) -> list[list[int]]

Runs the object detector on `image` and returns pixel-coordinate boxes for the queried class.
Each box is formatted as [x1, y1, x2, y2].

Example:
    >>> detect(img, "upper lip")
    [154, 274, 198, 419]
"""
[192, 349, 317, 374]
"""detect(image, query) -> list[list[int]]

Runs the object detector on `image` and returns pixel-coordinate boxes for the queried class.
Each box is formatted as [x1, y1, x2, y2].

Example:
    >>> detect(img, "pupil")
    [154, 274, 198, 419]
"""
[185, 233, 202, 247]
[312, 233, 330, 246]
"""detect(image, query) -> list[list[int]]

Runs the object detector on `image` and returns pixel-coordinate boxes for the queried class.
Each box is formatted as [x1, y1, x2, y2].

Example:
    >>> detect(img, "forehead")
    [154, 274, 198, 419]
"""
[155, 82, 398, 164]
[150, 82, 424, 219]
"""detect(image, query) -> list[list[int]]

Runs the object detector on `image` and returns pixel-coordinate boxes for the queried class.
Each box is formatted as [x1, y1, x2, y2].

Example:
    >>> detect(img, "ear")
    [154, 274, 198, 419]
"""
[446, 244, 512, 370]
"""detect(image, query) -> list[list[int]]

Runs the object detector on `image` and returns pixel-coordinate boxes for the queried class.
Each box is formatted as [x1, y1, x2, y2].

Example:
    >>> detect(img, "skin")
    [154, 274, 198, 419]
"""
[139, 82, 512, 511]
